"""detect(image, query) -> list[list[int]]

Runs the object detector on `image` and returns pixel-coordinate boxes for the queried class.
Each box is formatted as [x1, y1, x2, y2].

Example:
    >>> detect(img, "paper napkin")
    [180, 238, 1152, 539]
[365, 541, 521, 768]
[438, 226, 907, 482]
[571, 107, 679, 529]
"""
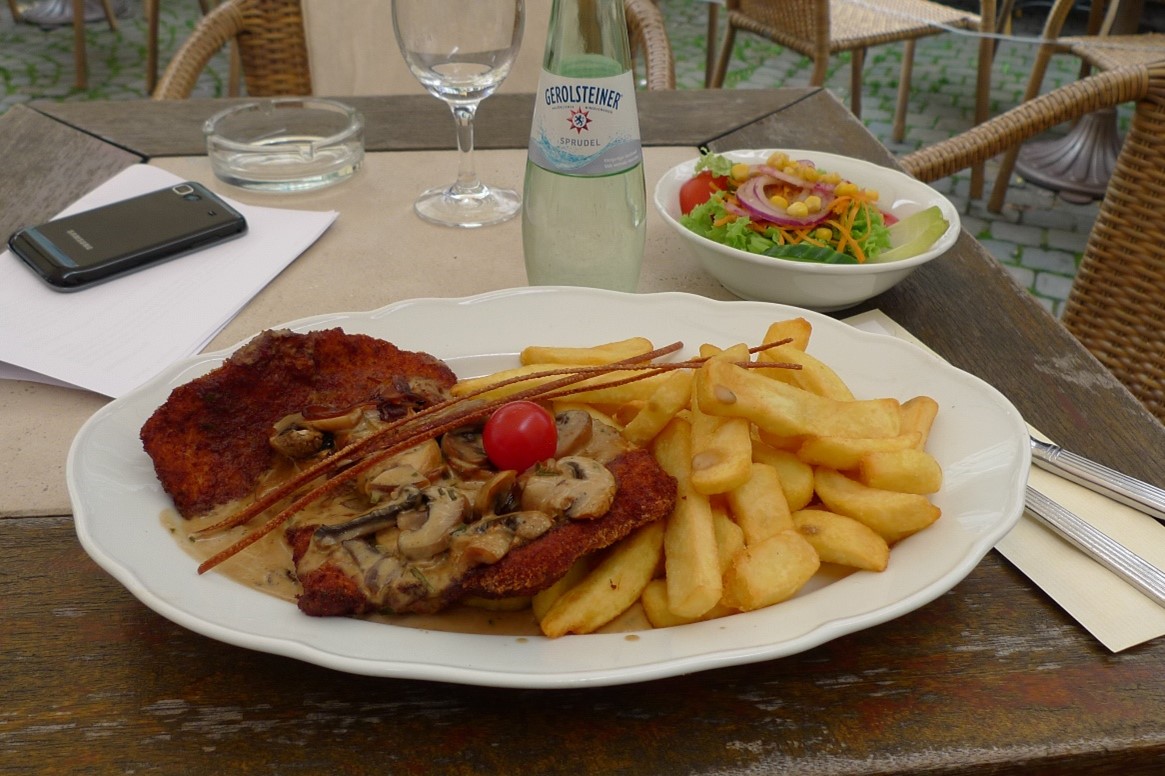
[846, 309, 1165, 651]
[0, 166, 338, 398]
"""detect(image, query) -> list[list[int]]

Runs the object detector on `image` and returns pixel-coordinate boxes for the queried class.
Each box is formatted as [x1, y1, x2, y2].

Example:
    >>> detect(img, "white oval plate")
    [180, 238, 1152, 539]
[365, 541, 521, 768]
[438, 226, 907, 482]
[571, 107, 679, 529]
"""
[70, 288, 1029, 688]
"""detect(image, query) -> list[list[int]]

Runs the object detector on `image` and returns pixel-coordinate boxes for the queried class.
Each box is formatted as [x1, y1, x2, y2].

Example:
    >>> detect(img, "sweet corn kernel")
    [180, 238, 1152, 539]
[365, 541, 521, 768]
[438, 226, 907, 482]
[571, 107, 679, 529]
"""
[730, 163, 750, 182]
[800, 167, 819, 183]
[836, 182, 858, 196]
[822, 172, 841, 185]
[805, 195, 822, 212]
[769, 194, 789, 209]
[814, 228, 833, 240]
[864, 188, 880, 202]
[766, 152, 789, 168]
[786, 201, 809, 218]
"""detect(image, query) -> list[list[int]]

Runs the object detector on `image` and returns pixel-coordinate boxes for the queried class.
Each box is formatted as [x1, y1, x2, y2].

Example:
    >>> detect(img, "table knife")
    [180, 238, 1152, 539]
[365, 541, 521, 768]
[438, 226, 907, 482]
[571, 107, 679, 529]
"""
[1030, 436, 1165, 522]
[1025, 487, 1165, 609]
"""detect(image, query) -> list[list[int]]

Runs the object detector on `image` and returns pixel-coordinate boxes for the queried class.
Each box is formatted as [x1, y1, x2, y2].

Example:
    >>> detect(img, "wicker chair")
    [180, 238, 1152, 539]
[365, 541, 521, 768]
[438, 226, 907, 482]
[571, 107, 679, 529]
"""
[986, 0, 1165, 213]
[707, 0, 986, 145]
[154, 0, 675, 99]
[900, 63, 1165, 423]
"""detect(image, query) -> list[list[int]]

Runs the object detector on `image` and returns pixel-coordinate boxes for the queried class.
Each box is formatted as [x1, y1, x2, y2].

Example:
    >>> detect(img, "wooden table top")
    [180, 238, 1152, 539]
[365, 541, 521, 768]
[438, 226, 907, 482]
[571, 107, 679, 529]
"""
[4, 89, 1165, 775]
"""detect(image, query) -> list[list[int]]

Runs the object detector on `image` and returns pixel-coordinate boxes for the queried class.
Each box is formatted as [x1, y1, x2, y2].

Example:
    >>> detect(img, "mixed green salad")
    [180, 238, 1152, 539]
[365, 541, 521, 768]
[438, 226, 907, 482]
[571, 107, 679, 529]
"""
[677, 151, 947, 265]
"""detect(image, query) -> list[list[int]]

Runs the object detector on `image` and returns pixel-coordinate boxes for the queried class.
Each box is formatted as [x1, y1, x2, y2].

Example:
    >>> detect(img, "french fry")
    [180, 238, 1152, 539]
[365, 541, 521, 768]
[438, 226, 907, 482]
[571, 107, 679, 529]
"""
[640, 579, 736, 628]
[757, 343, 855, 401]
[792, 508, 890, 571]
[531, 556, 591, 621]
[726, 462, 793, 545]
[521, 337, 654, 366]
[761, 318, 813, 351]
[754, 429, 807, 452]
[696, 360, 901, 439]
[750, 440, 815, 511]
[620, 369, 694, 446]
[858, 448, 943, 495]
[712, 502, 745, 573]
[651, 418, 724, 618]
[796, 432, 923, 471]
[451, 364, 560, 399]
[814, 466, 941, 543]
[689, 366, 753, 495]
[899, 395, 940, 447]
[539, 520, 664, 638]
[721, 530, 820, 611]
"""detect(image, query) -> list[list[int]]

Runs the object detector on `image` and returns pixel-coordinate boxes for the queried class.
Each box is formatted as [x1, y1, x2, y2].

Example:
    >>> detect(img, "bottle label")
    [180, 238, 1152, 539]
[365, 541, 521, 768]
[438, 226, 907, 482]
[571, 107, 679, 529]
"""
[528, 70, 642, 176]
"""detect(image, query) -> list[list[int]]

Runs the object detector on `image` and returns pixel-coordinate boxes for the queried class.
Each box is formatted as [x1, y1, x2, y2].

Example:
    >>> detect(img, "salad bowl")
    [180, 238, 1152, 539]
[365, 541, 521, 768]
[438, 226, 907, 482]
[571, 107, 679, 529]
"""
[653, 149, 960, 311]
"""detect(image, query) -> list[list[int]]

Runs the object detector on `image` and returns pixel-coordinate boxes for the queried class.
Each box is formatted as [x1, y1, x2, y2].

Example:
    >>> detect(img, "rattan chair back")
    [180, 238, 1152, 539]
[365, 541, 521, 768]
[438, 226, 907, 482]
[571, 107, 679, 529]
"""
[154, 0, 311, 99]
[901, 64, 1165, 423]
[155, 0, 674, 100]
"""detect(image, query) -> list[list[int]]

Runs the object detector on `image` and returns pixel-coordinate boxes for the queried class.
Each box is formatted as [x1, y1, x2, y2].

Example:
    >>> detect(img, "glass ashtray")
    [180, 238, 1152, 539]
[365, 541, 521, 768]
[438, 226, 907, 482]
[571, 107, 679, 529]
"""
[204, 98, 364, 193]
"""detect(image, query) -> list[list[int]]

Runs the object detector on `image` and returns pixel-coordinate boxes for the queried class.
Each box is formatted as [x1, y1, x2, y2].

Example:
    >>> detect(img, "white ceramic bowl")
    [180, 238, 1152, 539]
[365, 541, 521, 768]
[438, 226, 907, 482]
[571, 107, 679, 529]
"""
[654, 149, 960, 312]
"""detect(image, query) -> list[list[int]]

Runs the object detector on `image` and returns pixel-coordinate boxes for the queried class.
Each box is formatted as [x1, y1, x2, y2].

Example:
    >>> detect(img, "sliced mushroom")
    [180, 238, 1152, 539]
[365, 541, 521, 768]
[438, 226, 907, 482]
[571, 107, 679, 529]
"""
[360, 439, 444, 502]
[554, 410, 594, 457]
[313, 485, 425, 546]
[269, 404, 373, 459]
[474, 469, 520, 518]
[518, 456, 617, 520]
[397, 486, 471, 560]
[269, 425, 327, 459]
[441, 425, 490, 478]
[450, 511, 555, 566]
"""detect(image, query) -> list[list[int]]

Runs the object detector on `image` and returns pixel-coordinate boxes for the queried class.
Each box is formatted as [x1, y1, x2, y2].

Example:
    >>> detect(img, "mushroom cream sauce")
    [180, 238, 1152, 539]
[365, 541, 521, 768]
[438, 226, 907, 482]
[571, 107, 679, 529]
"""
[162, 411, 651, 637]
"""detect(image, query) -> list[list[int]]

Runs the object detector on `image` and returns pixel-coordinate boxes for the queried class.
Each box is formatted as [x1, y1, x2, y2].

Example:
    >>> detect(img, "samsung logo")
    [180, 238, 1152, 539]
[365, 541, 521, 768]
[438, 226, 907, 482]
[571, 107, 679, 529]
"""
[66, 229, 93, 250]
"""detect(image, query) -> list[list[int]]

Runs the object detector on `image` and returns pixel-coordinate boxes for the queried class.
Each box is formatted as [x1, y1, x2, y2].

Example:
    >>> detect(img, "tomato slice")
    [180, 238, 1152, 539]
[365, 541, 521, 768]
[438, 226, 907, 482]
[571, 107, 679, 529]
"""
[482, 401, 558, 473]
[679, 170, 730, 215]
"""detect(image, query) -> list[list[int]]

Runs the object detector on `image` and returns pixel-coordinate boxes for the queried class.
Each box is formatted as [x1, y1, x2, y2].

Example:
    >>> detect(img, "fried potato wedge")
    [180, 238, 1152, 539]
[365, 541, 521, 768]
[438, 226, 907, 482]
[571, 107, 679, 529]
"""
[696, 360, 900, 439]
[539, 520, 664, 638]
[757, 343, 855, 401]
[792, 508, 890, 571]
[814, 467, 941, 544]
[899, 395, 940, 447]
[621, 369, 693, 446]
[796, 432, 923, 471]
[652, 418, 724, 618]
[858, 448, 943, 495]
[721, 531, 820, 611]
[640, 579, 736, 628]
[726, 462, 794, 545]
[761, 317, 813, 351]
[521, 337, 654, 366]
[751, 440, 815, 512]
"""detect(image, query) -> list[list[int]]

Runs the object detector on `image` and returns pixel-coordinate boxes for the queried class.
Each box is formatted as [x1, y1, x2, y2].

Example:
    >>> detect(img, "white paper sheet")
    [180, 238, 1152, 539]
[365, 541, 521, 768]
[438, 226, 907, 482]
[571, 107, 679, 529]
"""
[0, 166, 337, 398]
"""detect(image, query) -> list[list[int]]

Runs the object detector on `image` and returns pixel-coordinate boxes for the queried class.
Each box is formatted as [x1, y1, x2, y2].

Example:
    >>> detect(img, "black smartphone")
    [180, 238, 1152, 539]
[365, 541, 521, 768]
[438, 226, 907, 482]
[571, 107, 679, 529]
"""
[8, 181, 248, 291]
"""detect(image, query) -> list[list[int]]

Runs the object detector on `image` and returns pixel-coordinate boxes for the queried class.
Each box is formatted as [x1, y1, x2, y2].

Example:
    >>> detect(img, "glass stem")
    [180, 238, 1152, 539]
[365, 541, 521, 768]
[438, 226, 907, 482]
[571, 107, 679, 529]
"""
[450, 102, 486, 197]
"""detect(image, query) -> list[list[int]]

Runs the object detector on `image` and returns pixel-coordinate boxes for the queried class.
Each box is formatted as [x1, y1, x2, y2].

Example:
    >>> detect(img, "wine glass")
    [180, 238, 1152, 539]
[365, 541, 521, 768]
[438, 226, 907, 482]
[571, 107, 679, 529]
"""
[392, 0, 524, 228]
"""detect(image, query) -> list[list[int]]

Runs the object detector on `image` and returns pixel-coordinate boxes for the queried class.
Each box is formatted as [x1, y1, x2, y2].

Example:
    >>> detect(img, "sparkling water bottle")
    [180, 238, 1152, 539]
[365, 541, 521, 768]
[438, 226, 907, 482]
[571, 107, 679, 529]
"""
[521, 0, 646, 292]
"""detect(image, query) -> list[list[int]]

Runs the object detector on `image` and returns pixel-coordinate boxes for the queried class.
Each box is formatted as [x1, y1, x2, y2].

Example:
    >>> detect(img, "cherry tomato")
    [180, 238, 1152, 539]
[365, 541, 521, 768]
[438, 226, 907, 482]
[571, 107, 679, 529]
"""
[482, 401, 558, 473]
[679, 170, 730, 215]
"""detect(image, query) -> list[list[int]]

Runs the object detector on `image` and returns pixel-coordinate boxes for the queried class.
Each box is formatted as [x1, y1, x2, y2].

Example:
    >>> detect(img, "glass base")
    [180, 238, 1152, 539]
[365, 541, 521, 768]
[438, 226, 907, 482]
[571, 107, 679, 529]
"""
[413, 183, 521, 229]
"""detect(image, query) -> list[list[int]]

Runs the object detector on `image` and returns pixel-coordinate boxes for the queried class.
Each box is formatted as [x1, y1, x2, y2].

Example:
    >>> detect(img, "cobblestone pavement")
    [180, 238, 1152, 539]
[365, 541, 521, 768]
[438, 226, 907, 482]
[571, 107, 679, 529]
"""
[2, 1, 1149, 314]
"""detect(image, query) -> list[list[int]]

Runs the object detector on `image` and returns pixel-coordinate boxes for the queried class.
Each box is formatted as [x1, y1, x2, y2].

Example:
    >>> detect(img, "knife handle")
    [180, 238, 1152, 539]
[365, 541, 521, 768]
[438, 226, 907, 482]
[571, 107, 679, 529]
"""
[1026, 487, 1165, 609]
[1030, 438, 1165, 522]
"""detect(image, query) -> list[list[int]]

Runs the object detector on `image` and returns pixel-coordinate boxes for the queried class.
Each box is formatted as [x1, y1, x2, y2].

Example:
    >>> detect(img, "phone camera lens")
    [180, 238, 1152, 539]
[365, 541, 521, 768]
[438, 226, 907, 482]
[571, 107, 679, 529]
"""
[184, 193, 202, 201]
